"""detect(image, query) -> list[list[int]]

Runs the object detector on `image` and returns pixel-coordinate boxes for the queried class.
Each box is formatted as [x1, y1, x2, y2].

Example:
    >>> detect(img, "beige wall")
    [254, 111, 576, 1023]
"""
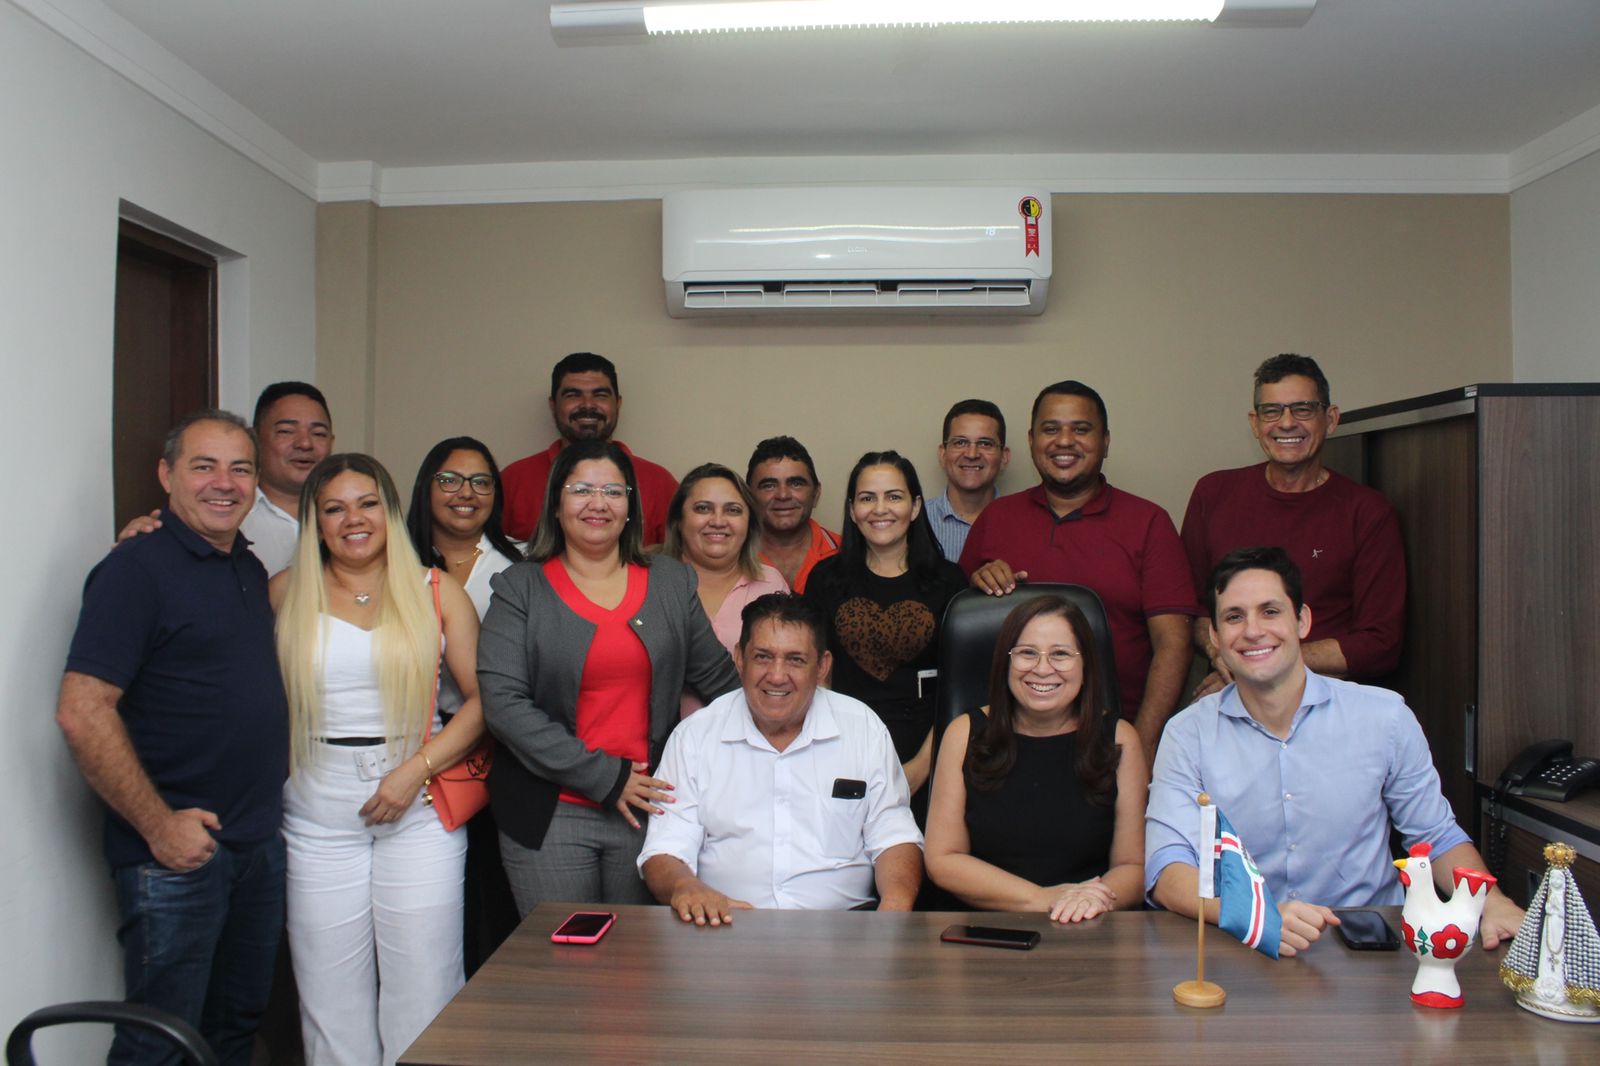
[319, 193, 1510, 525]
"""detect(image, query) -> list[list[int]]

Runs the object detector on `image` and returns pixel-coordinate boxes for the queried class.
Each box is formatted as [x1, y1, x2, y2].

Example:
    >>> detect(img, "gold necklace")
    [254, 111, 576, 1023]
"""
[450, 546, 483, 569]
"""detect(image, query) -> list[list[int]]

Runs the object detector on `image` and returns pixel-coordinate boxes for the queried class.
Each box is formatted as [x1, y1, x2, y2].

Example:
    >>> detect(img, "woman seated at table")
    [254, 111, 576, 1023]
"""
[659, 462, 788, 714]
[924, 596, 1146, 923]
[478, 439, 740, 916]
[803, 450, 967, 799]
[405, 436, 523, 975]
[272, 453, 484, 1066]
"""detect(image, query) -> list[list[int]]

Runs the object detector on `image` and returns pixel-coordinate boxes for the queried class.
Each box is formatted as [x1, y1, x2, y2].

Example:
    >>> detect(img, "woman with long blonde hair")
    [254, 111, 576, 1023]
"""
[271, 453, 484, 1066]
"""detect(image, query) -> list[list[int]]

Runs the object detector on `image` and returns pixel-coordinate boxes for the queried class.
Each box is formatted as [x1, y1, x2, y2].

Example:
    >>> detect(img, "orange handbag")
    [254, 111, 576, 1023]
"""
[423, 568, 493, 832]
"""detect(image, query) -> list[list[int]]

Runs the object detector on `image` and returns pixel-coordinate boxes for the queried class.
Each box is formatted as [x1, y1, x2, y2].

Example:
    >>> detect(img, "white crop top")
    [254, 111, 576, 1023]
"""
[320, 615, 442, 739]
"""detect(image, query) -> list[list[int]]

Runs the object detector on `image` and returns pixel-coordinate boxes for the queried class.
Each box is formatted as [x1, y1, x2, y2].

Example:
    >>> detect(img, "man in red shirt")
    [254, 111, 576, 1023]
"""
[1179, 354, 1404, 698]
[501, 352, 678, 544]
[959, 382, 1198, 761]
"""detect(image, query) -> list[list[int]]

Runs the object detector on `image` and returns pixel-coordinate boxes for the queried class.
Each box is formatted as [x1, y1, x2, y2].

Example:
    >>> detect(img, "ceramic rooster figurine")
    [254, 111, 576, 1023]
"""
[1394, 842, 1497, 1008]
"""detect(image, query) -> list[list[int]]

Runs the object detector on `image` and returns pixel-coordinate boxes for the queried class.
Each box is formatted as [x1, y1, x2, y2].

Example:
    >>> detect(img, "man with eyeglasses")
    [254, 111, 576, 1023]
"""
[501, 352, 679, 544]
[925, 399, 1011, 562]
[1180, 354, 1404, 699]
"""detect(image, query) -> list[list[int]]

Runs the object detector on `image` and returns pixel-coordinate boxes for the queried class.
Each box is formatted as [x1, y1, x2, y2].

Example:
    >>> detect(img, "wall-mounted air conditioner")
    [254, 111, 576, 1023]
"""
[662, 186, 1052, 317]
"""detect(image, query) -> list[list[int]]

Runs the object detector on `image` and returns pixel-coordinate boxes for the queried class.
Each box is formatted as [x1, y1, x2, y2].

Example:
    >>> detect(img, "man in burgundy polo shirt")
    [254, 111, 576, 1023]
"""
[959, 380, 1198, 762]
[1179, 353, 1404, 698]
[501, 352, 678, 544]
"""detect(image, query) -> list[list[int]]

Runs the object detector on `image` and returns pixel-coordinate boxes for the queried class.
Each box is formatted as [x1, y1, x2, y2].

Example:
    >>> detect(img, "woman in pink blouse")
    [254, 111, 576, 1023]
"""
[660, 463, 788, 714]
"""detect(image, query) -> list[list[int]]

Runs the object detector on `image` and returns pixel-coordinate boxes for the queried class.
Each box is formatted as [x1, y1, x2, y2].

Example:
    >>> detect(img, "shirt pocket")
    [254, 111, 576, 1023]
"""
[819, 796, 867, 860]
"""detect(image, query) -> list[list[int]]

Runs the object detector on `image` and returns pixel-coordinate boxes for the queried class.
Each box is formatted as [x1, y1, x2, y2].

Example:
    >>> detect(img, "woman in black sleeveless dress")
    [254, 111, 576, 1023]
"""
[924, 595, 1146, 922]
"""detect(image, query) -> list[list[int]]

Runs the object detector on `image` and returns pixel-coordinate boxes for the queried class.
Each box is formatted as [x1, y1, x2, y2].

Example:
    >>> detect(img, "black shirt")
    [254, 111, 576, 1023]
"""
[65, 509, 288, 866]
[803, 557, 968, 763]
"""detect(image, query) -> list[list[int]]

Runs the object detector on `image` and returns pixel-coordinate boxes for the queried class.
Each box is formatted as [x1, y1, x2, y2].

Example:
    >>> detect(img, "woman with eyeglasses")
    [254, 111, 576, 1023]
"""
[801, 451, 967, 803]
[658, 463, 788, 715]
[404, 437, 522, 975]
[406, 436, 524, 616]
[477, 440, 740, 915]
[271, 454, 484, 1064]
[924, 596, 1146, 923]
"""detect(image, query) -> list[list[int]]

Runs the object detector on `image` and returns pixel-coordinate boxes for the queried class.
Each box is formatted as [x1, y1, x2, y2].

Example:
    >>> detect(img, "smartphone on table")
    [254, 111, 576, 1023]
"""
[940, 924, 1041, 950]
[1333, 909, 1400, 951]
[551, 911, 616, 945]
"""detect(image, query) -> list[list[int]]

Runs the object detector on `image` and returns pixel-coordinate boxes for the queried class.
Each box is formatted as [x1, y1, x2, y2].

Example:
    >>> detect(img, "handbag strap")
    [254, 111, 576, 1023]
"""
[427, 567, 443, 741]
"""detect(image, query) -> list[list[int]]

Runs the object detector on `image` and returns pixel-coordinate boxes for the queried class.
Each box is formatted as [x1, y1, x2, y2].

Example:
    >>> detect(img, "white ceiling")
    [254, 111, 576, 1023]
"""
[33, 0, 1600, 199]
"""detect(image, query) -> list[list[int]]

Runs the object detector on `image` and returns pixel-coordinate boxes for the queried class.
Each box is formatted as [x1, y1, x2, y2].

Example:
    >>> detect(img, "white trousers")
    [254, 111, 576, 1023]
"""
[284, 747, 467, 1066]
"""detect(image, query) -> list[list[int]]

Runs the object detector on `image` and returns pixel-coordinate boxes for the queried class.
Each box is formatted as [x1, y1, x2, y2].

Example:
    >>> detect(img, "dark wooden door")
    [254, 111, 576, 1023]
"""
[113, 220, 217, 527]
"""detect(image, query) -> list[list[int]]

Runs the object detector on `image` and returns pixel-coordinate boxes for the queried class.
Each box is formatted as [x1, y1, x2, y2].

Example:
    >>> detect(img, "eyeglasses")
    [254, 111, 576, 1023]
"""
[943, 436, 1002, 454]
[433, 471, 495, 495]
[1253, 401, 1327, 422]
[564, 482, 631, 501]
[1008, 646, 1081, 669]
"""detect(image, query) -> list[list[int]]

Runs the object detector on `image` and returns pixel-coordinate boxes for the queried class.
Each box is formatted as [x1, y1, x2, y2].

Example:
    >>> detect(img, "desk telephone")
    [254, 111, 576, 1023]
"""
[1497, 739, 1600, 802]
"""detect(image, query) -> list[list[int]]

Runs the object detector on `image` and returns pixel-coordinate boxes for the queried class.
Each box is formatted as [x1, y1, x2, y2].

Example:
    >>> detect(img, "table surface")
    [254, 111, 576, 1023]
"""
[400, 904, 1595, 1065]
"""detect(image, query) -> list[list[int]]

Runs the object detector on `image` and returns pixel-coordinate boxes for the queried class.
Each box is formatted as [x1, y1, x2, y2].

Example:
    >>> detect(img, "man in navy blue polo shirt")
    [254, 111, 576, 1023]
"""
[58, 410, 288, 1066]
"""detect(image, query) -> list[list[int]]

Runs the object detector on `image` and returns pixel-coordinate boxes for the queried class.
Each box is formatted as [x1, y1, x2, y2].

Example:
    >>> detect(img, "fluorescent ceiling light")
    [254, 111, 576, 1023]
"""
[551, 1, 1315, 38]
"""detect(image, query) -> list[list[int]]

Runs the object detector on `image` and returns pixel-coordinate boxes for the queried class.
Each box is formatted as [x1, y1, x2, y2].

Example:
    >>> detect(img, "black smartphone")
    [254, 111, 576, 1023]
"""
[1333, 909, 1400, 951]
[940, 924, 1042, 950]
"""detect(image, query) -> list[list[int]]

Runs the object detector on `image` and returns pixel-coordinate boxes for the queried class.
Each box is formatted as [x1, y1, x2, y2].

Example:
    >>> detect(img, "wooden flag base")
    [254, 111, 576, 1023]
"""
[1173, 979, 1226, 1008]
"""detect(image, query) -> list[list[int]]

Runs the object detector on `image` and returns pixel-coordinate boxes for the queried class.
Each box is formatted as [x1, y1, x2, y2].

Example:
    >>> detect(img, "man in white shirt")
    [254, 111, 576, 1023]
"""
[238, 382, 334, 574]
[639, 595, 923, 925]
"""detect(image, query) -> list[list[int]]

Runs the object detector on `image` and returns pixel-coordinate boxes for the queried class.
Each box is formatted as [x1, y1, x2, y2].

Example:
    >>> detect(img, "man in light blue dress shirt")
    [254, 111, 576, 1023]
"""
[1145, 546, 1523, 957]
[924, 399, 1010, 562]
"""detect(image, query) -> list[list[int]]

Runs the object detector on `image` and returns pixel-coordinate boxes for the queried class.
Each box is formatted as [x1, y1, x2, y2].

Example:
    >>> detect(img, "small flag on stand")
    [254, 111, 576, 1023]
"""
[1204, 806, 1282, 959]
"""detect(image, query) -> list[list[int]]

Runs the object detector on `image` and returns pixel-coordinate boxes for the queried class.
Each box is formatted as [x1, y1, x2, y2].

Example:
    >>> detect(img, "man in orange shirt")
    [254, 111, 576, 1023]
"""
[746, 436, 839, 594]
[501, 352, 678, 543]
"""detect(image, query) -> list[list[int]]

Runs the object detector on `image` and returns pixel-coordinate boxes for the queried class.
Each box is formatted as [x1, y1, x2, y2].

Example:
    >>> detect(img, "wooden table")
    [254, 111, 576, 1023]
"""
[401, 904, 1594, 1064]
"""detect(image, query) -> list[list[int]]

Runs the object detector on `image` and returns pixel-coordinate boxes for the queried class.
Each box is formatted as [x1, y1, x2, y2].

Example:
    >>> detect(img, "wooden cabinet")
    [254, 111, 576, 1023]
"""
[1482, 792, 1600, 918]
[1322, 385, 1600, 855]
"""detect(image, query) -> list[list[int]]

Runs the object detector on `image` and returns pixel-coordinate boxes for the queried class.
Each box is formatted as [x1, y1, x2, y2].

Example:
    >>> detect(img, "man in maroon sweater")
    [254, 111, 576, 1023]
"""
[1180, 354, 1405, 698]
[501, 352, 678, 544]
[959, 381, 1198, 762]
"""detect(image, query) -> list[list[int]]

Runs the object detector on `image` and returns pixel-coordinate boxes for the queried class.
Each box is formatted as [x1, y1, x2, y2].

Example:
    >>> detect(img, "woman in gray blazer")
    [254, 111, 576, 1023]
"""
[478, 440, 740, 914]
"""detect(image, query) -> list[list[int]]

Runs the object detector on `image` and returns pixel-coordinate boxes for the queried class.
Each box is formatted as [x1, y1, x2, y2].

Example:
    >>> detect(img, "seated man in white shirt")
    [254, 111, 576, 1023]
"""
[639, 594, 924, 926]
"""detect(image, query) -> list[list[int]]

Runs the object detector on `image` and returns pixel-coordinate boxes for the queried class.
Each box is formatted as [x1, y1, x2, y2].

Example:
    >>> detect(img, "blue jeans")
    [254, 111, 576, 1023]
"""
[110, 835, 286, 1066]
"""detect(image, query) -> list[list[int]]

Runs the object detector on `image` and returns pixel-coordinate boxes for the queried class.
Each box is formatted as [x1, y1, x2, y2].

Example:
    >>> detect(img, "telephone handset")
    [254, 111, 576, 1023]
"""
[1498, 739, 1600, 802]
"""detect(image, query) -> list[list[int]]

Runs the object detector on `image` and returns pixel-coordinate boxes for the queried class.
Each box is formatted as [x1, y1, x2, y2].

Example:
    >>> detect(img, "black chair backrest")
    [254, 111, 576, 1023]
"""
[935, 584, 1120, 735]
[6, 1002, 218, 1066]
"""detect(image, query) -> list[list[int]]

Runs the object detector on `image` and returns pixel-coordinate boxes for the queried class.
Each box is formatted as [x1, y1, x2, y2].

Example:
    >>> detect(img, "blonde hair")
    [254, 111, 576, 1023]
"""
[277, 454, 440, 772]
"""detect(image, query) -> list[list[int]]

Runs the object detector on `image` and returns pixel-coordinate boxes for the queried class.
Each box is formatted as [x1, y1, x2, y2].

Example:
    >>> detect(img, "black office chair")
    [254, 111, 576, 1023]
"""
[934, 584, 1120, 737]
[6, 1002, 218, 1066]
[916, 583, 1121, 911]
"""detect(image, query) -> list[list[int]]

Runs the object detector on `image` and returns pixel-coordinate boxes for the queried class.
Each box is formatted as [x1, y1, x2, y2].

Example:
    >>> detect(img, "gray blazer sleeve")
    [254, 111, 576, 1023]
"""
[478, 563, 625, 803]
[678, 568, 741, 706]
